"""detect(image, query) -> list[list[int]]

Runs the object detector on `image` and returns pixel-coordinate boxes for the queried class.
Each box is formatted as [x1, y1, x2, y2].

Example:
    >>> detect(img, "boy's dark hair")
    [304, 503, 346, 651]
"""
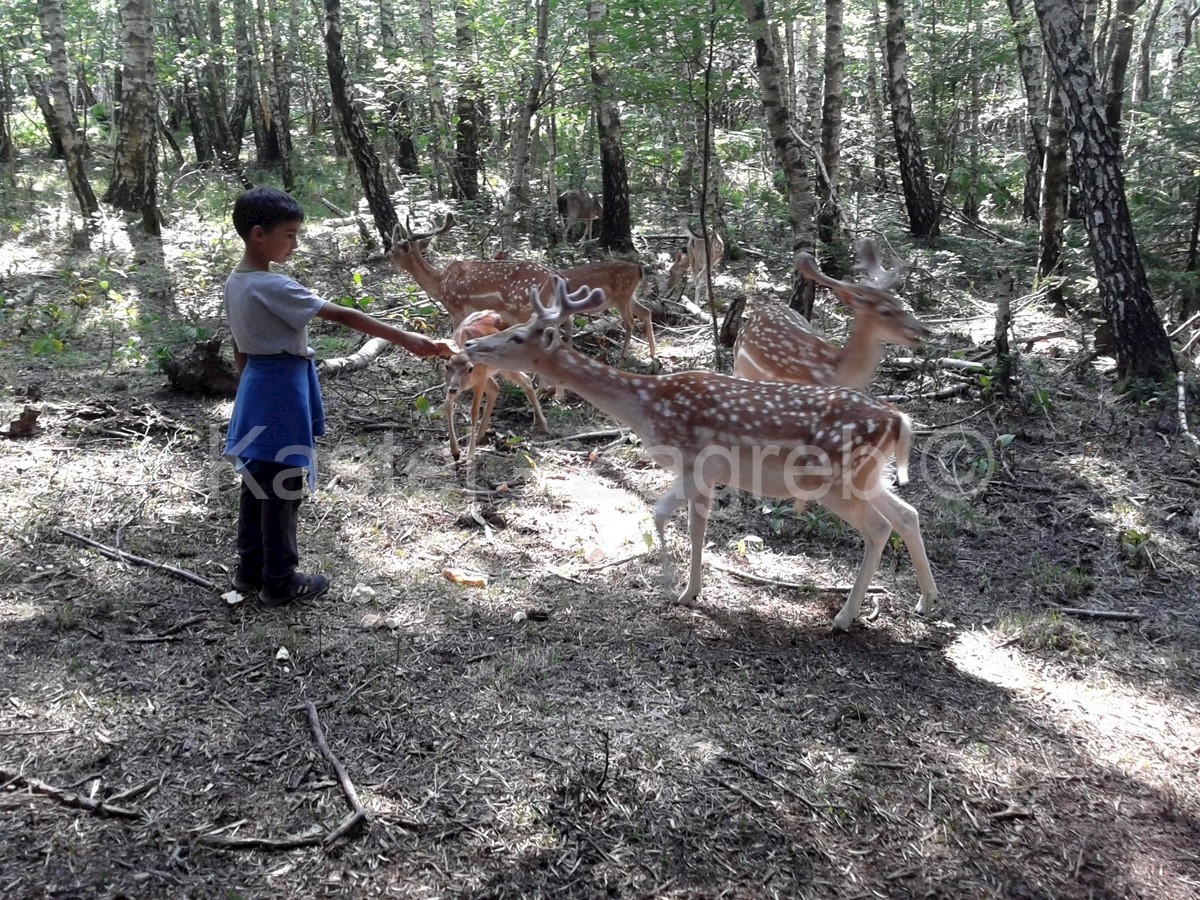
[232, 187, 305, 239]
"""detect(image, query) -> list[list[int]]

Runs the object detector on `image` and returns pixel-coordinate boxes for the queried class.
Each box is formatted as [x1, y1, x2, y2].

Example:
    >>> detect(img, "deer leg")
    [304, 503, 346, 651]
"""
[872, 489, 938, 616]
[445, 391, 461, 461]
[653, 477, 690, 598]
[637, 303, 657, 359]
[820, 493, 892, 632]
[469, 379, 499, 461]
[679, 492, 714, 605]
[505, 371, 548, 432]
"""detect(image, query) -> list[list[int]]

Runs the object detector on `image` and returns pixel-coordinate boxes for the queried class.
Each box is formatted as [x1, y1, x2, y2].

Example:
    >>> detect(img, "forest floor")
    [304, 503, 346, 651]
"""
[1, 194, 1200, 900]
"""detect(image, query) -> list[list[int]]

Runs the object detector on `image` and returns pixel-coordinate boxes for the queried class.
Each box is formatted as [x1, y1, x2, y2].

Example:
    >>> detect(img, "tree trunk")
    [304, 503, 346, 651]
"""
[741, 0, 817, 317]
[883, 0, 939, 238]
[1161, 0, 1199, 103]
[104, 0, 160, 234]
[1034, 0, 1176, 384]
[170, 0, 212, 165]
[587, 0, 634, 253]
[867, 0, 888, 190]
[37, 0, 99, 220]
[254, 0, 294, 188]
[230, 0, 256, 156]
[501, 0, 549, 248]
[1007, 0, 1047, 220]
[818, 0, 845, 252]
[23, 73, 66, 160]
[1102, 0, 1144, 140]
[1038, 79, 1068, 310]
[1133, 0, 1167, 102]
[1183, 178, 1200, 318]
[379, 0, 419, 175]
[451, 3, 481, 201]
[323, 0, 397, 245]
[416, 0, 451, 196]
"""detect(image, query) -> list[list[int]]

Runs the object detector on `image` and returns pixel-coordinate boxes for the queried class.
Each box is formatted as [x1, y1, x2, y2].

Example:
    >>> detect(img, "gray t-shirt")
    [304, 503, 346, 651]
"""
[224, 270, 327, 358]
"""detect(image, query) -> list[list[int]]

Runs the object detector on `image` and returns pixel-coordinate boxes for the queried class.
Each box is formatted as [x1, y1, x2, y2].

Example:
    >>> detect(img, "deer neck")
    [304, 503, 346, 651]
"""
[536, 343, 657, 435]
[835, 318, 887, 391]
[401, 254, 448, 307]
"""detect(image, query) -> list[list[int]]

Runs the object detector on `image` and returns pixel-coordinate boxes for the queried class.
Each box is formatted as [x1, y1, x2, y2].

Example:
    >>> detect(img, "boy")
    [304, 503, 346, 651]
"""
[223, 187, 454, 608]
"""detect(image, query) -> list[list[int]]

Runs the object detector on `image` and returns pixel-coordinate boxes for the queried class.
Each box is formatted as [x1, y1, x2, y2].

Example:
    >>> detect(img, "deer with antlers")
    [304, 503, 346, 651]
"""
[667, 222, 725, 307]
[733, 240, 930, 389]
[389, 214, 555, 327]
[559, 260, 656, 360]
[461, 277, 938, 631]
[444, 310, 547, 462]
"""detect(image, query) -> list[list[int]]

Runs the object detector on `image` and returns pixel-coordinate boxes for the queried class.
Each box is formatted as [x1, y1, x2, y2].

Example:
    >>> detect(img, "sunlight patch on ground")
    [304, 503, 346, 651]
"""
[946, 629, 1200, 791]
[533, 466, 660, 563]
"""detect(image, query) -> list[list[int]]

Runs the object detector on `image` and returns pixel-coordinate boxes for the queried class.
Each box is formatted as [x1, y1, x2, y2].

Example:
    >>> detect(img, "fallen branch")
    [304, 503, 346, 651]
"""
[303, 699, 369, 844]
[537, 427, 629, 446]
[125, 614, 208, 644]
[319, 337, 392, 378]
[57, 528, 215, 591]
[708, 558, 886, 593]
[879, 383, 973, 403]
[0, 768, 142, 820]
[1059, 607, 1144, 622]
[196, 827, 324, 852]
[1178, 381, 1200, 452]
[883, 357, 990, 374]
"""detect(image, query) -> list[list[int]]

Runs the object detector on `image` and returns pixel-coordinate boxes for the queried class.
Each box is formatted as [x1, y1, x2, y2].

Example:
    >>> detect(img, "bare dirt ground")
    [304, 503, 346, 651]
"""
[2, 203, 1200, 900]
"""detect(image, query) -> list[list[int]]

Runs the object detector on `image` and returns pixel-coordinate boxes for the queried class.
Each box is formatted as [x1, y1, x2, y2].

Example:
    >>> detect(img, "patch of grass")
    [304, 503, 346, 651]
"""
[997, 610, 1100, 657]
[1029, 555, 1094, 602]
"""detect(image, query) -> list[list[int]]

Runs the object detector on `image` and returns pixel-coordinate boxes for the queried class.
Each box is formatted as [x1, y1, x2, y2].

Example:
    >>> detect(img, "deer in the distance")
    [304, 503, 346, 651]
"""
[559, 260, 656, 360]
[557, 190, 603, 243]
[444, 310, 547, 462]
[462, 277, 938, 632]
[733, 239, 930, 390]
[667, 222, 725, 307]
[389, 215, 554, 327]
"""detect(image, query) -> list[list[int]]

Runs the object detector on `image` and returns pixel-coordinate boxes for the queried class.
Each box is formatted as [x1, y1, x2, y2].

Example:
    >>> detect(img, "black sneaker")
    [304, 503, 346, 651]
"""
[257, 573, 330, 609]
[231, 573, 261, 594]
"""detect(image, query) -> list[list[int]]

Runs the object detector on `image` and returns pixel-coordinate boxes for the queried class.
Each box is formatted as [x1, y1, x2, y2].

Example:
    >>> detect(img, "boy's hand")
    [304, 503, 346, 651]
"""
[395, 331, 458, 359]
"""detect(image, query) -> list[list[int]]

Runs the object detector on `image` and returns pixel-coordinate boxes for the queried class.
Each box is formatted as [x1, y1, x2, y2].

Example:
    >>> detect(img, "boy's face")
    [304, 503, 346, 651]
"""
[253, 221, 302, 264]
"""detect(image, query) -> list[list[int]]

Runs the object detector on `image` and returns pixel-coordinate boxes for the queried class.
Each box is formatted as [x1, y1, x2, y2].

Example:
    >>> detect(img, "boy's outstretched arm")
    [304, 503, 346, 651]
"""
[317, 303, 456, 359]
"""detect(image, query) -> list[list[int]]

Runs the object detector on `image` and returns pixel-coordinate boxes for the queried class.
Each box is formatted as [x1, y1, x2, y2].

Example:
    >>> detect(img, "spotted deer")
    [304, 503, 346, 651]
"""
[444, 310, 547, 462]
[559, 260, 656, 360]
[462, 277, 938, 631]
[557, 190, 603, 242]
[733, 239, 930, 389]
[667, 222, 725, 307]
[389, 215, 554, 327]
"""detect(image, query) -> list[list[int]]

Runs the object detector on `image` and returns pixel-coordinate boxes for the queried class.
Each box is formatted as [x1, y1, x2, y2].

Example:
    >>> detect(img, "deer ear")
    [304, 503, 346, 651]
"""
[541, 327, 561, 351]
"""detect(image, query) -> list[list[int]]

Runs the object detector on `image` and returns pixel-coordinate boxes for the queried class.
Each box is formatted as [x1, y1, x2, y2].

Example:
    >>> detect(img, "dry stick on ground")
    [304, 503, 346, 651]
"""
[1059, 607, 1145, 622]
[1177, 381, 1200, 452]
[57, 527, 215, 591]
[124, 614, 208, 644]
[195, 828, 325, 852]
[303, 698, 369, 844]
[0, 768, 142, 820]
[707, 558, 887, 594]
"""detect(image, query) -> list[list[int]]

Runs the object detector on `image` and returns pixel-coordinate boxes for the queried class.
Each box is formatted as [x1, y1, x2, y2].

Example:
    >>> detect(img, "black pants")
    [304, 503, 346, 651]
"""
[236, 459, 306, 593]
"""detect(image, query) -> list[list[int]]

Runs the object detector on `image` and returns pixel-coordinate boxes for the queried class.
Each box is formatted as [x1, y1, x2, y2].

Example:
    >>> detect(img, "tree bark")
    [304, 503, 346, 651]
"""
[379, 0, 419, 175]
[1161, 0, 1199, 103]
[587, 0, 634, 253]
[37, 0, 99, 220]
[1034, 0, 1176, 384]
[501, 0, 549, 248]
[1037, 78, 1068, 310]
[104, 0, 160, 234]
[1102, 0, 1144, 139]
[416, 0, 451, 196]
[1006, 0, 1047, 220]
[741, 0, 817, 316]
[818, 0, 845, 252]
[867, 0, 888, 190]
[1133, 0, 1167, 102]
[451, 3, 481, 201]
[254, 0, 294, 188]
[323, 0, 397, 245]
[883, 0, 939, 238]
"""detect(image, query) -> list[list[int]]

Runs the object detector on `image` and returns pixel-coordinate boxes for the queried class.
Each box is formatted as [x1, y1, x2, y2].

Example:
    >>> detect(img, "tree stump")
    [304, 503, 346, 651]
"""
[160, 337, 239, 397]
